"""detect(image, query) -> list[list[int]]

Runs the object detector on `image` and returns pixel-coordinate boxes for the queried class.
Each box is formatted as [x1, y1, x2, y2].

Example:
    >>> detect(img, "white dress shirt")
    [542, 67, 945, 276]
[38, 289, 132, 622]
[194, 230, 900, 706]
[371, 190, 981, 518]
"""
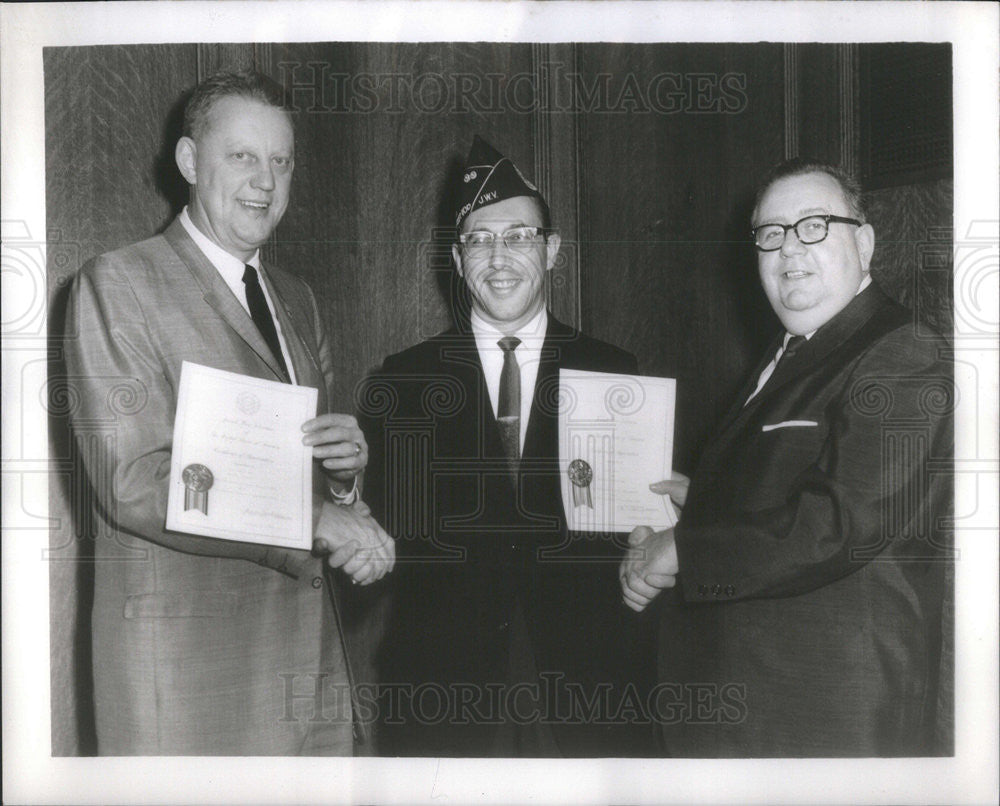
[179, 207, 297, 384]
[471, 307, 548, 454]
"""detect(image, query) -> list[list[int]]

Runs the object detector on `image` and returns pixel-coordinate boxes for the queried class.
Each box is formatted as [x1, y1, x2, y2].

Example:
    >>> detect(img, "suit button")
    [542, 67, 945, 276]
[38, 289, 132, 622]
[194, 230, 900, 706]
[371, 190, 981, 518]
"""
[312, 576, 323, 589]
[711, 584, 722, 597]
[725, 585, 736, 597]
[697, 584, 708, 597]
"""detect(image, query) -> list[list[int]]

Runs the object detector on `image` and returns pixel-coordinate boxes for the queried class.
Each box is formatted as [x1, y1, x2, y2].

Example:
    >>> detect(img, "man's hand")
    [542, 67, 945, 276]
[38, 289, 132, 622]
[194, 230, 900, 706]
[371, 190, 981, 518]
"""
[302, 413, 367, 487]
[649, 471, 691, 518]
[619, 525, 679, 612]
[313, 501, 395, 586]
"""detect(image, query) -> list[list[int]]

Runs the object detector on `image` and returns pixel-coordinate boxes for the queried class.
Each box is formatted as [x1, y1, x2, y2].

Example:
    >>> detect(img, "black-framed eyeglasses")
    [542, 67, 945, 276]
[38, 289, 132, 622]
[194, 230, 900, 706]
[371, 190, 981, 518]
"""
[751, 214, 862, 252]
[458, 226, 549, 254]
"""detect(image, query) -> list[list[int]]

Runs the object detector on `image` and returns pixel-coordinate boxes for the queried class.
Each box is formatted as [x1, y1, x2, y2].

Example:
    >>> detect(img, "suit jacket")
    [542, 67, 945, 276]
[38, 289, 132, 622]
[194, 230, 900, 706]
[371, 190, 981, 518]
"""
[659, 284, 952, 757]
[359, 317, 653, 756]
[64, 218, 356, 755]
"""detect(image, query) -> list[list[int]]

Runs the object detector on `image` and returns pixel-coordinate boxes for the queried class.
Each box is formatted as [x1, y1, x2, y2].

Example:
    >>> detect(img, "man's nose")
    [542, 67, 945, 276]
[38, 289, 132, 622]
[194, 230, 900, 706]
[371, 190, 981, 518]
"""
[250, 163, 276, 191]
[488, 237, 509, 268]
[779, 227, 807, 258]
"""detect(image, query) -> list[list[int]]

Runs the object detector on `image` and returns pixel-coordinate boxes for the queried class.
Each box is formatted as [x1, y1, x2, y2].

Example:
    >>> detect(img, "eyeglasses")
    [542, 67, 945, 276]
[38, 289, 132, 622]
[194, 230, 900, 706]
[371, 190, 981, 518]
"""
[752, 214, 862, 252]
[458, 226, 548, 254]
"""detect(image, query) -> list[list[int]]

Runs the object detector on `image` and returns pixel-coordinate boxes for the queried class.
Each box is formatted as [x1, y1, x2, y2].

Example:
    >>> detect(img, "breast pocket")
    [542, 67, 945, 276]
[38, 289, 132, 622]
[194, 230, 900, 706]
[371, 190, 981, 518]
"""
[732, 420, 828, 510]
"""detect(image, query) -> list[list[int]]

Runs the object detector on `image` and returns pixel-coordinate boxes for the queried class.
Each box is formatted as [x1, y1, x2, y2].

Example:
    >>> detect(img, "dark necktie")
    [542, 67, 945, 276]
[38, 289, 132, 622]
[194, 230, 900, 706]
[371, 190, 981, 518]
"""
[497, 336, 522, 468]
[773, 334, 805, 375]
[242, 264, 289, 380]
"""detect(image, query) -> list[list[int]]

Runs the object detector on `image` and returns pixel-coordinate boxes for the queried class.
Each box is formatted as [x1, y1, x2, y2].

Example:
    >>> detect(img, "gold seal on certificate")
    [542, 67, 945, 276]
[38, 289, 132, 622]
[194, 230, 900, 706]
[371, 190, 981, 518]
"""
[182, 463, 214, 514]
[568, 458, 594, 508]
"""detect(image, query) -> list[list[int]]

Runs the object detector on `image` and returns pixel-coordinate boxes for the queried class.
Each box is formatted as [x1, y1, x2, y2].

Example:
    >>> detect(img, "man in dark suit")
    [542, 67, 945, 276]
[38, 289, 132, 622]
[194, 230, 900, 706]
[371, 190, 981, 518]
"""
[620, 159, 952, 756]
[65, 70, 393, 755]
[360, 137, 652, 757]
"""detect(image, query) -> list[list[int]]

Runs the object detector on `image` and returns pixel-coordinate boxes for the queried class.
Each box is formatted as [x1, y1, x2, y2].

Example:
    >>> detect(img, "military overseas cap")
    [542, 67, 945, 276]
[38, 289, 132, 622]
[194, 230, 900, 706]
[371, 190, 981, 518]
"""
[454, 135, 549, 229]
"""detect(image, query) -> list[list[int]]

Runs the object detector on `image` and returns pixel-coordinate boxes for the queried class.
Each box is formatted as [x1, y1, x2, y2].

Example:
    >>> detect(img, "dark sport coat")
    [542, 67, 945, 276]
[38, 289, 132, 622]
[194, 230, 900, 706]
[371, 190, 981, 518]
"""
[359, 316, 651, 756]
[658, 284, 952, 757]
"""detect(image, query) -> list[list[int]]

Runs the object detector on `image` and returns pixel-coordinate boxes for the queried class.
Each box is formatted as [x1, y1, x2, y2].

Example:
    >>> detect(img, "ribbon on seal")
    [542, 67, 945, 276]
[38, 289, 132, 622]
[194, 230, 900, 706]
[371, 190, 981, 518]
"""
[567, 459, 594, 509]
[182, 463, 214, 515]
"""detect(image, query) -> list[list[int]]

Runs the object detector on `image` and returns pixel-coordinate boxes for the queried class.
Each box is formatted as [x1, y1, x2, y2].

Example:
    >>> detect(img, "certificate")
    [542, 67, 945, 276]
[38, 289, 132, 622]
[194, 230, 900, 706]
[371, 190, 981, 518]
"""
[165, 361, 317, 549]
[558, 369, 677, 533]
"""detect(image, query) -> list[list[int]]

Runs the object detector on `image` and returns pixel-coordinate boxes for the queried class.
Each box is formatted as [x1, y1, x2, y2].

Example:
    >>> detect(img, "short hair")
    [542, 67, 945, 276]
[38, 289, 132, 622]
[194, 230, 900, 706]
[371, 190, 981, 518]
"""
[752, 158, 866, 224]
[182, 70, 287, 142]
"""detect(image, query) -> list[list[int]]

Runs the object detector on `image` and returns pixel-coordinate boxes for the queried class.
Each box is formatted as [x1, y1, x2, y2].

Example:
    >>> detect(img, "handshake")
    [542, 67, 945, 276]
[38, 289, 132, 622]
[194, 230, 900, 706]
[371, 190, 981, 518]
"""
[313, 500, 396, 586]
[302, 413, 395, 586]
[619, 473, 689, 612]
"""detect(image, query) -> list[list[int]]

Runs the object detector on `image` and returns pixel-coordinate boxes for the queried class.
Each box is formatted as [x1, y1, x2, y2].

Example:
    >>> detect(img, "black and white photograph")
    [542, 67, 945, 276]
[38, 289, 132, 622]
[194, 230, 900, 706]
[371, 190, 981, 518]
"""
[2, 2, 997, 804]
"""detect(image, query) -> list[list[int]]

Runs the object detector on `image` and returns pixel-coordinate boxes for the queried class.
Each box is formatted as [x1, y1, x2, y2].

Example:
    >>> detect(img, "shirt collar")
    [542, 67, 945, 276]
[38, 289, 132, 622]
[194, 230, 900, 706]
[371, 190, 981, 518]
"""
[470, 306, 549, 349]
[179, 206, 260, 273]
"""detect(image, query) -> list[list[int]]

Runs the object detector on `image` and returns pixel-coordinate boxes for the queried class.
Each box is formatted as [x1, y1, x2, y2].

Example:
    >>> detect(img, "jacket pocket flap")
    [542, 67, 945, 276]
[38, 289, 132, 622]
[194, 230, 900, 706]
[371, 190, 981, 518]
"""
[124, 592, 239, 619]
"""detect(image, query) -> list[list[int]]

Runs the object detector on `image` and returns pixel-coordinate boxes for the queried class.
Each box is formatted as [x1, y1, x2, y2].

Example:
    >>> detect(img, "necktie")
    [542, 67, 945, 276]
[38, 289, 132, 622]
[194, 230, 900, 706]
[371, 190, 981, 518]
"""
[746, 335, 807, 406]
[242, 264, 289, 380]
[773, 334, 805, 375]
[497, 336, 522, 469]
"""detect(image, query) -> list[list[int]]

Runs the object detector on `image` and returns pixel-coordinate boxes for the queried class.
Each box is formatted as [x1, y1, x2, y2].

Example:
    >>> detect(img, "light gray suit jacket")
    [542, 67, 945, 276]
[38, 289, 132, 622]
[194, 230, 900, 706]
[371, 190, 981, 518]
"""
[65, 218, 355, 755]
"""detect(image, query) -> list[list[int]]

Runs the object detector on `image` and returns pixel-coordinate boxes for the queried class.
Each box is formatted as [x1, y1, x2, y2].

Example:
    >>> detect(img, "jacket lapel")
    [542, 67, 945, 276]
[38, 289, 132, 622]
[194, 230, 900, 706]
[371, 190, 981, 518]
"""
[709, 335, 782, 439]
[435, 330, 505, 461]
[162, 219, 288, 382]
[522, 317, 572, 461]
[748, 283, 888, 409]
[711, 283, 890, 446]
[259, 265, 325, 395]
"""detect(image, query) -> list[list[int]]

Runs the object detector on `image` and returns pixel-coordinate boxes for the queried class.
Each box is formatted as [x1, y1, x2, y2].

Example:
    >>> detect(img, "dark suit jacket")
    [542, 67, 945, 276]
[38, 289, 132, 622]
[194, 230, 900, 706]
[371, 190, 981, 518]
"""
[64, 218, 357, 755]
[659, 284, 952, 757]
[359, 317, 652, 756]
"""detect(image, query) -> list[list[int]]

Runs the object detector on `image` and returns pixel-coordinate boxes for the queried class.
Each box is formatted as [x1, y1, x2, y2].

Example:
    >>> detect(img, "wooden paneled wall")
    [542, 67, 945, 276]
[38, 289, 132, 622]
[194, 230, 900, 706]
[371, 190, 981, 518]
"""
[46, 42, 952, 755]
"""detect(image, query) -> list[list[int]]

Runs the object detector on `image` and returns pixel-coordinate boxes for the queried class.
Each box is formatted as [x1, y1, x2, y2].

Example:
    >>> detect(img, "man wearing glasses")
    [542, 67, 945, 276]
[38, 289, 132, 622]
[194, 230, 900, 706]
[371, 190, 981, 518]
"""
[360, 136, 649, 757]
[621, 159, 952, 756]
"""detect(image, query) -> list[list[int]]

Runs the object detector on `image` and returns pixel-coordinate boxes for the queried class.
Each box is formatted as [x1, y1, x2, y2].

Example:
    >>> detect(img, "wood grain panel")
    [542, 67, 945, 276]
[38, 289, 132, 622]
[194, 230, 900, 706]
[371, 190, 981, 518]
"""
[793, 44, 847, 167]
[196, 42, 256, 78]
[45, 45, 196, 271]
[866, 178, 954, 337]
[533, 42, 582, 328]
[576, 43, 785, 471]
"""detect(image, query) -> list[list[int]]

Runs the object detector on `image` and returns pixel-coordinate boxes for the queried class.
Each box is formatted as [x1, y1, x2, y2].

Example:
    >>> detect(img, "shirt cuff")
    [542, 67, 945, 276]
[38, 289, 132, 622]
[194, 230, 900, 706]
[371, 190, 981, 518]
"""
[328, 474, 359, 506]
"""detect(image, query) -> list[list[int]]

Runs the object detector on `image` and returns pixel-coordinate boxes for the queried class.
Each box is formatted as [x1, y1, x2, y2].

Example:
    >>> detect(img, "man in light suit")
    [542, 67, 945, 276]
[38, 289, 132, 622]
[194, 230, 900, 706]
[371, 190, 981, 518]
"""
[65, 70, 394, 755]
[620, 159, 952, 756]
[360, 136, 654, 757]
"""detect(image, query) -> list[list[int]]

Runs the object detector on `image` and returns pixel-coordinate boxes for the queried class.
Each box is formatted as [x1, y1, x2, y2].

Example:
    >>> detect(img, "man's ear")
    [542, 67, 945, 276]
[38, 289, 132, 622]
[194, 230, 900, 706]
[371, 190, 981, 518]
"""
[855, 223, 875, 273]
[175, 137, 197, 185]
[544, 231, 561, 271]
[451, 243, 464, 278]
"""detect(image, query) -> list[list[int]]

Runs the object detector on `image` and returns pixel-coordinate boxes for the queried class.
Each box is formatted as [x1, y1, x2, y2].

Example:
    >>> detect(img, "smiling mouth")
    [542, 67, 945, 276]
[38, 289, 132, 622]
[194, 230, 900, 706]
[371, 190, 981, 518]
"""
[239, 200, 269, 210]
[487, 278, 521, 290]
[782, 270, 811, 280]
